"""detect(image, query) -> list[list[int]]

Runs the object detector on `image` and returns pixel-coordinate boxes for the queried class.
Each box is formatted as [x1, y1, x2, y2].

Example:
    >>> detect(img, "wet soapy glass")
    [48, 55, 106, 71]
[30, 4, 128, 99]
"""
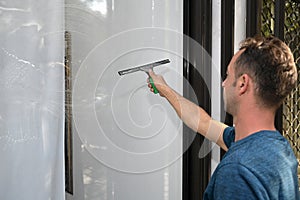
[0, 0, 187, 199]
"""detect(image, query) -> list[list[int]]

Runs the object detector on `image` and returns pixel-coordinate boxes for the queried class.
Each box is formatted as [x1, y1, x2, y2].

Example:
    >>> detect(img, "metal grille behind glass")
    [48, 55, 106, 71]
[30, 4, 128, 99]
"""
[261, 0, 300, 187]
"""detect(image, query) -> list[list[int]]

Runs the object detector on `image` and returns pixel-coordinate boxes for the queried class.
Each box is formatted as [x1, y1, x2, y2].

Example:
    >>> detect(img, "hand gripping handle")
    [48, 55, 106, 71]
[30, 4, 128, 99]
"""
[149, 76, 159, 94]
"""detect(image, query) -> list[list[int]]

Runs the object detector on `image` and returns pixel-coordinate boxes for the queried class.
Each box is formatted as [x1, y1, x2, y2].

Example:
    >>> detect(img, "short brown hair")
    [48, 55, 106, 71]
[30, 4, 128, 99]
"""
[235, 36, 297, 108]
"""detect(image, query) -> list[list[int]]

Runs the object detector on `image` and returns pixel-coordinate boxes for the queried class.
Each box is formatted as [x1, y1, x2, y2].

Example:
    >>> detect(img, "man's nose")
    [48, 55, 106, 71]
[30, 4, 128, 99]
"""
[222, 80, 225, 87]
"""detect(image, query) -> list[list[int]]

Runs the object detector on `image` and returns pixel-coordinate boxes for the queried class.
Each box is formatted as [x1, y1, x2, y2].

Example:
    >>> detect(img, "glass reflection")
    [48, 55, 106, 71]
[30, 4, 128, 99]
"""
[80, 0, 108, 17]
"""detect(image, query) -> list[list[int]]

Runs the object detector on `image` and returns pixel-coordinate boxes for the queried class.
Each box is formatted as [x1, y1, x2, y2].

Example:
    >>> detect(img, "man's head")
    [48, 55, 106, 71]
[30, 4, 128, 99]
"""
[227, 36, 297, 112]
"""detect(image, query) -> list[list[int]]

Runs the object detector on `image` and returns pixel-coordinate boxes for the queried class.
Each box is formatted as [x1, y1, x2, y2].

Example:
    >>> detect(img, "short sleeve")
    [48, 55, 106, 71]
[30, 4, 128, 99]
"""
[213, 164, 268, 200]
[223, 126, 235, 149]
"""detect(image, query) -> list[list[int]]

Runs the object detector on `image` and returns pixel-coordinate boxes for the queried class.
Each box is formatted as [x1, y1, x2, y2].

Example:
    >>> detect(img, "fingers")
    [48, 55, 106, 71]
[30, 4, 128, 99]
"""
[148, 81, 154, 92]
[147, 69, 165, 95]
[147, 80, 155, 93]
[147, 69, 155, 91]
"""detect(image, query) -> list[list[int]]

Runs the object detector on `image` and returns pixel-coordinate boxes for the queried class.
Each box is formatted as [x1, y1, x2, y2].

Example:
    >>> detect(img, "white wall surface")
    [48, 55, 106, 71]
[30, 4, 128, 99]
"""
[234, 0, 247, 51]
[211, 0, 222, 174]
[66, 0, 183, 199]
[0, 0, 65, 199]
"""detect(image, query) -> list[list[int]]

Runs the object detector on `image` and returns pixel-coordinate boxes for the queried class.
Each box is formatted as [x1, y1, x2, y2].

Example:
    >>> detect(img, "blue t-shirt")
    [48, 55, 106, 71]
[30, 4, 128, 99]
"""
[204, 127, 300, 200]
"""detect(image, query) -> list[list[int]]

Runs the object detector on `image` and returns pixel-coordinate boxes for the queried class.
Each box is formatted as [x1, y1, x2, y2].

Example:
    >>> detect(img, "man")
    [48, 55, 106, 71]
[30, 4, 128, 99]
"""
[147, 36, 299, 199]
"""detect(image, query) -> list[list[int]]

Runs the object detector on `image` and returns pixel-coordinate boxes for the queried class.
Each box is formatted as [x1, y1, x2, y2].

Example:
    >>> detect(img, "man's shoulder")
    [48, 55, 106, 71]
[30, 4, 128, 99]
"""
[223, 128, 291, 153]
[215, 162, 255, 179]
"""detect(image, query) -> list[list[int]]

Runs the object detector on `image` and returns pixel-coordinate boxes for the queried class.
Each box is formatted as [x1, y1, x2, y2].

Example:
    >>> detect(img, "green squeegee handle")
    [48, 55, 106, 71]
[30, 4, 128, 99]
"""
[149, 77, 159, 94]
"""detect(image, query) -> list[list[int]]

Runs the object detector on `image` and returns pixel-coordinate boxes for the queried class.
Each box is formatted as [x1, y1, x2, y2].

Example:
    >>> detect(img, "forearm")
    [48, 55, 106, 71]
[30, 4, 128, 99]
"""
[162, 86, 209, 132]
[148, 70, 228, 150]
[161, 86, 228, 150]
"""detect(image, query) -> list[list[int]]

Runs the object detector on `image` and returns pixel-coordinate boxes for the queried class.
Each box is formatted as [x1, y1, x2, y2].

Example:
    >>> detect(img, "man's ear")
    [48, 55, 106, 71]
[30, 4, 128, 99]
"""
[238, 74, 250, 95]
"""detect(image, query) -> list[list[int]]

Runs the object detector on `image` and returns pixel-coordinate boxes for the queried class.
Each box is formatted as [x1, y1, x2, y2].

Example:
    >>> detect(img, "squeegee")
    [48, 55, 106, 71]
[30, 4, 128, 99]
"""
[118, 59, 170, 94]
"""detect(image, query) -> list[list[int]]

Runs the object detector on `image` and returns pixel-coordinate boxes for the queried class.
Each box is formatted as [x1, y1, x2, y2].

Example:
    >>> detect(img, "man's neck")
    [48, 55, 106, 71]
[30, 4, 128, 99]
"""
[233, 106, 276, 142]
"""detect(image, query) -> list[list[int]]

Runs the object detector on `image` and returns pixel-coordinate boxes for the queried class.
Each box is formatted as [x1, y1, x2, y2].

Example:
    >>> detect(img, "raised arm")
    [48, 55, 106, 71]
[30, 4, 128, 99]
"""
[148, 69, 228, 151]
